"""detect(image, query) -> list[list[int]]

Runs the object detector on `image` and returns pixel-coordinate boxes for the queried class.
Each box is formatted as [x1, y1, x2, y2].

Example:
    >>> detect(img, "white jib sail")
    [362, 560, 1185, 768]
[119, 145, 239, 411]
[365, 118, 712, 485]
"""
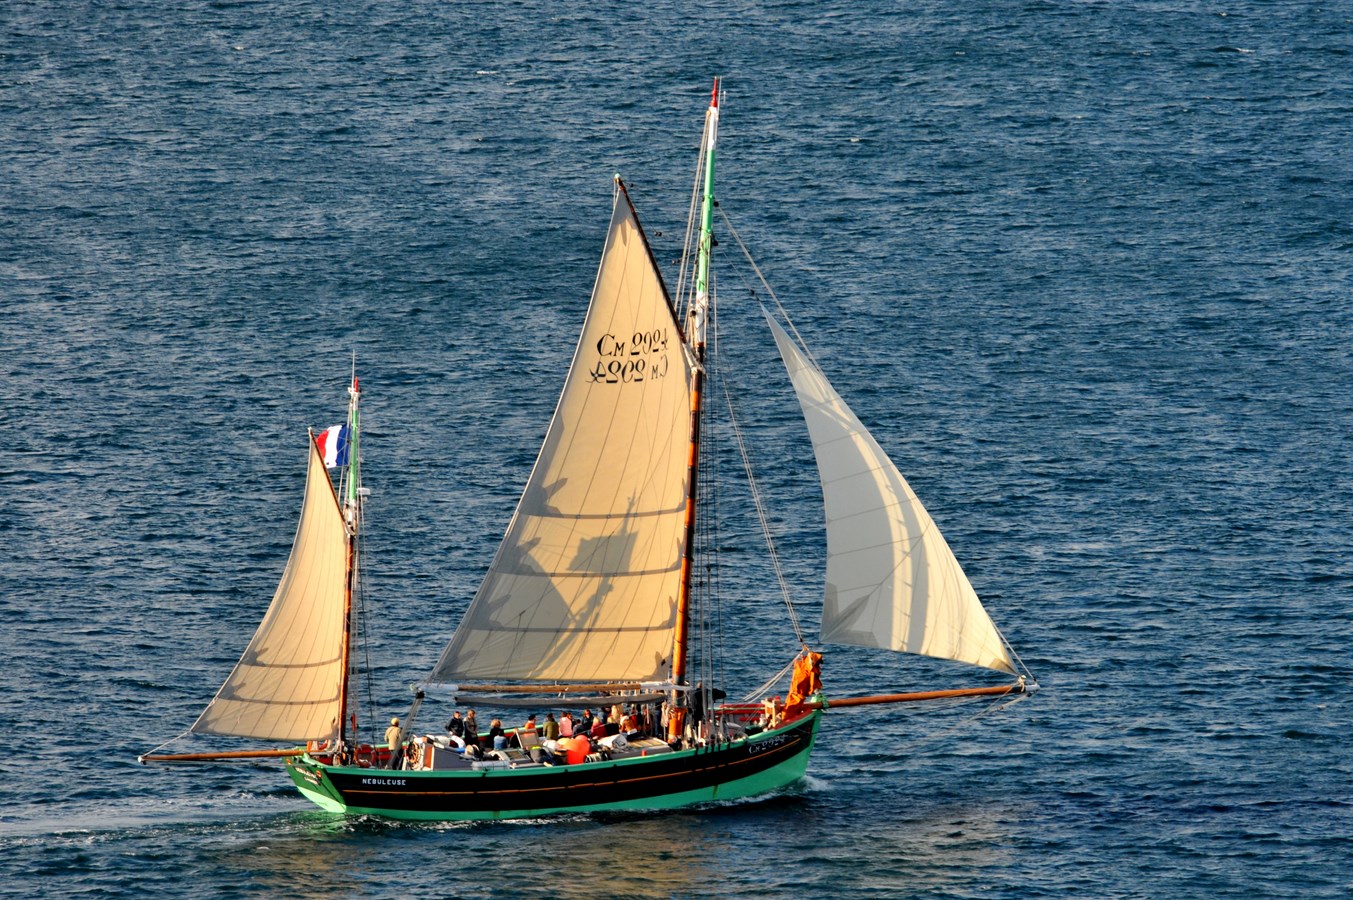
[192, 436, 349, 742]
[430, 190, 693, 683]
[767, 313, 1015, 675]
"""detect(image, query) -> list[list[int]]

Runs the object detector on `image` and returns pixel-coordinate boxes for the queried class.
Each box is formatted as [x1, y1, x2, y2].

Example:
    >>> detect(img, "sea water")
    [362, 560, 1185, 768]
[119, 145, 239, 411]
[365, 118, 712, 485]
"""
[2, 1, 1350, 897]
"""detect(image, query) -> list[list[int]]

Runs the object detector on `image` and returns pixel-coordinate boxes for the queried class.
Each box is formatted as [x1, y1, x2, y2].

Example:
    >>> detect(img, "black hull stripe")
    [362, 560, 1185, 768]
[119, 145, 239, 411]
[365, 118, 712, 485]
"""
[311, 717, 817, 814]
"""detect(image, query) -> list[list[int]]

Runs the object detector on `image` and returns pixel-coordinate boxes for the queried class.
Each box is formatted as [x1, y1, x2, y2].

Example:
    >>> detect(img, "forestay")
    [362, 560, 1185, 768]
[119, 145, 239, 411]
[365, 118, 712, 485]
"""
[767, 314, 1015, 675]
[191, 438, 349, 741]
[430, 188, 693, 683]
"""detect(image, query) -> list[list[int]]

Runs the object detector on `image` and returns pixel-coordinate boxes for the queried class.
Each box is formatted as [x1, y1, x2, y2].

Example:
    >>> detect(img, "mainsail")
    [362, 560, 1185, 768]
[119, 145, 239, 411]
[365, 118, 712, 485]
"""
[767, 314, 1016, 675]
[191, 436, 350, 742]
[430, 185, 693, 683]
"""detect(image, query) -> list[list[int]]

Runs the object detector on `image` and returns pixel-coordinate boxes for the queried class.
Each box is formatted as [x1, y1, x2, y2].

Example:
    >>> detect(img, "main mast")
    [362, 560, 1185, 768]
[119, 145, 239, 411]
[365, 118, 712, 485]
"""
[669, 77, 720, 743]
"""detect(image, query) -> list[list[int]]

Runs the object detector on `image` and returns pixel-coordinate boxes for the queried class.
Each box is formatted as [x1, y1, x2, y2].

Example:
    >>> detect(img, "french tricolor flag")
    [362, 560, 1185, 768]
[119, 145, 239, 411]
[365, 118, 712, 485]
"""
[315, 424, 350, 468]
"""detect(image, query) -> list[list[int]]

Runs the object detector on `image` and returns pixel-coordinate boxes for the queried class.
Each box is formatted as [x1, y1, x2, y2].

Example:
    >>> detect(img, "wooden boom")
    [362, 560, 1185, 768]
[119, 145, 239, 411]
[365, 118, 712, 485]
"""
[138, 748, 302, 764]
[810, 682, 1028, 709]
[452, 682, 657, 695]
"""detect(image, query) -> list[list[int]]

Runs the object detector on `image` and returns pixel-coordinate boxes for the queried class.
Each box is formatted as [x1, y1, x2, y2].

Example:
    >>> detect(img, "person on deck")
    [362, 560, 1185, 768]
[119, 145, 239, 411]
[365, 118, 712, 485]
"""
[488, 718, 505, 750]
[447, 710, 465, 740]
[384, 717, 404, 769]
[543, 713, 560, 741]
[508, 714, 538, 749]
[590, 715, 607, 740]
[559, 711, 574, 738]
[462, 710, 480, 747]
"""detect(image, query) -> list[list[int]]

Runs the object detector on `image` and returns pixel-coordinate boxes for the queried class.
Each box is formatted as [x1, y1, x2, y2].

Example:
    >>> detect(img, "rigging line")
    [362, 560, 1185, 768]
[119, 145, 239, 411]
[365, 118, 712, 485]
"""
[351, 461, 377, 744]
[356, 550, 376, 744]
[742, 656, 796, 702]
[708, 292, 728, 708]
[719, 369, 806, 647]
[715, 206, 822, 369]
[885, 692, 1028, 758]
[674, 128, 707, 324]
[699, 275, 717, 710]
[993, 619, 1037, 684]
[139, 729, 194, 761]
[703, 446, 714, 690]
[694, 365, 715, 716]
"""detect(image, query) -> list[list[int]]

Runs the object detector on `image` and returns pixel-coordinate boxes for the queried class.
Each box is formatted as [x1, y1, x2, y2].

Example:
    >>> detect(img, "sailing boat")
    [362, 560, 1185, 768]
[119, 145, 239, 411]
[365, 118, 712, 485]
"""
[140, 376, 369, 765]
[146, 79, 1033, 817]
[283, 80, 1032, 819]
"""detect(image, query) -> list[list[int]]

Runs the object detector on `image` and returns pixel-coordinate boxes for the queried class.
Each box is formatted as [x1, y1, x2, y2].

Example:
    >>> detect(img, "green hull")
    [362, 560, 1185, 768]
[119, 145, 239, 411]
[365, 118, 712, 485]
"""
[288, 711, 820, 821]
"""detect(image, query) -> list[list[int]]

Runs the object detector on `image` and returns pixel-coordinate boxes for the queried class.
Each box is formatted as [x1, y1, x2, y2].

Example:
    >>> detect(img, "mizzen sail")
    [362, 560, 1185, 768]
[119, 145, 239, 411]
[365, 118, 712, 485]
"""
[430, 185, 692, 683]
[767, 314, 1016, 675]
[191, 435, 350, 742]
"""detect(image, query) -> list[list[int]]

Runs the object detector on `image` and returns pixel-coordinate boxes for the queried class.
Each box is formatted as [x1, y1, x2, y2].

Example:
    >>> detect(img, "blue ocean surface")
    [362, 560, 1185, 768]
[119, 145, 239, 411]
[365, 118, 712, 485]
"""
[2, 1, 1350, 897]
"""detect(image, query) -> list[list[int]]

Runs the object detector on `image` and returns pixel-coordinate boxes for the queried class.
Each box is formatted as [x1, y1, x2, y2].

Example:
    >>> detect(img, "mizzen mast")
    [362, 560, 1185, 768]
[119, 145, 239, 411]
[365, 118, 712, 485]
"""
[141, 374, 363, 764]
[337, 371, 362, 747]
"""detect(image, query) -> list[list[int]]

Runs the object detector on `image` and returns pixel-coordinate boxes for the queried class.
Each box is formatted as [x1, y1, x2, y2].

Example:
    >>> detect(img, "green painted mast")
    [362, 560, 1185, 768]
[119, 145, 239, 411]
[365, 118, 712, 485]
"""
[338, 370, 361, 746]
[669, 77, 720, 743]
[695, 78, 719, 308]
